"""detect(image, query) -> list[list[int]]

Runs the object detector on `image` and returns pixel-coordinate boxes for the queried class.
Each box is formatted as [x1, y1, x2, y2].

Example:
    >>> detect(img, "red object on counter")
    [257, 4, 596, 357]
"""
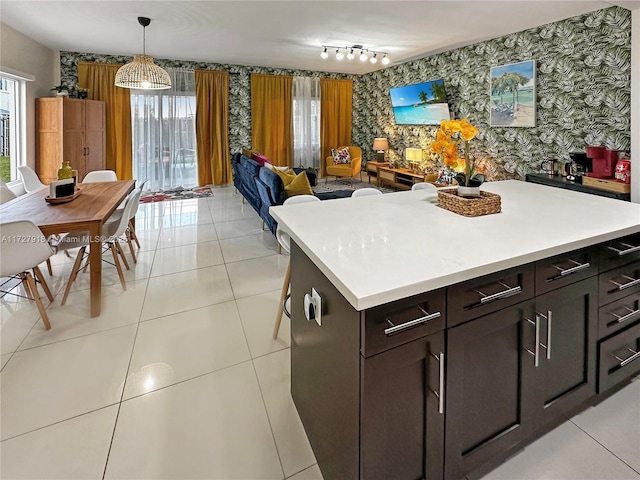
[615, 160, 631, 184]
[586, 145, 605, 158]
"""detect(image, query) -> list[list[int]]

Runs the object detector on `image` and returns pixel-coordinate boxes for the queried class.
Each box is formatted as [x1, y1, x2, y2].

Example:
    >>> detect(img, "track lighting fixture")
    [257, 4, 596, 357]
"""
[320, 44, 390, 66]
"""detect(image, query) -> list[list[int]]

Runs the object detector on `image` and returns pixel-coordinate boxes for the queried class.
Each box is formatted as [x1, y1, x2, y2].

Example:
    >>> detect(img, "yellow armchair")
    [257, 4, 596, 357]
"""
[325, 146, 362, 182]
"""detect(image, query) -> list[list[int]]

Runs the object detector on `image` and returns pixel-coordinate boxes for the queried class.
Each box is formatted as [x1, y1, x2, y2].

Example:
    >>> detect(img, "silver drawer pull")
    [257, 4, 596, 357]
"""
[610, 306, 640, 324]
[430, 352, 445, 414]
[552, 259, 591, 277]
[384, 307, 441, 336]
[608, 242, 640, 256]
[620, 348, 640, 367]
[476, 281, 522, 304]
[609, 275, 640, 291]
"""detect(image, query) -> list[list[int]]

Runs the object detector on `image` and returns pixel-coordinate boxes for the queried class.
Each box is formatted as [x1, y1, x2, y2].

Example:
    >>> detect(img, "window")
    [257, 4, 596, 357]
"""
[130, 69, 197, 192]
[292, 77, 321, 169]
[0, 74, 27, 183]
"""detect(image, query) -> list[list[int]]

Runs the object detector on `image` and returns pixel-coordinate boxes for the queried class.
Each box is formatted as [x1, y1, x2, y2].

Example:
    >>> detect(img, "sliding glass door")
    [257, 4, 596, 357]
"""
[130, 69, 197, 192]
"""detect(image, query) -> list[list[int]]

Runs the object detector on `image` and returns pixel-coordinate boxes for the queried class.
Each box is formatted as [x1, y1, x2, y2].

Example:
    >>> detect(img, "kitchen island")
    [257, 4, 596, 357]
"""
[270, 180, 640, 479]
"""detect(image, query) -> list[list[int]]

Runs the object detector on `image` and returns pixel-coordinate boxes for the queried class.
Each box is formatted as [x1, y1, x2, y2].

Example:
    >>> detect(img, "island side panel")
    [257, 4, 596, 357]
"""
[290, 242, 361, 479]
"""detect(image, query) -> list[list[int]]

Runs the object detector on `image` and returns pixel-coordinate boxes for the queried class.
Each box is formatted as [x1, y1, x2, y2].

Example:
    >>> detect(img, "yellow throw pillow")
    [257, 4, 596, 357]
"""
[285, 172, 314, 198]
[242, 148, 255, 158]
[272, 167, 296, 186]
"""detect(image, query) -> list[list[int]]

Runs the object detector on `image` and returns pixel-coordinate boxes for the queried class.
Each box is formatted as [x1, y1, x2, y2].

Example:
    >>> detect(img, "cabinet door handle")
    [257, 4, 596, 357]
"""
[610, 306, 640, 324]
[86, 147, 90, 156]
[552, 260, 591, 277]
[608, 242, 640, 256]
[476, 282, 522, 304]
[524, 316, 540, 367]
[384, 308, 440, 336]
[536, 310, 552, 360]
[609, 275, 640, 291]
[430, 352, 445, 414]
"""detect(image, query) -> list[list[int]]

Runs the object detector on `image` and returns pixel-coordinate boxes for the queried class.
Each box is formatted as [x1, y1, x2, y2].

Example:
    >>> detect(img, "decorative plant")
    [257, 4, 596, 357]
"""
[50, 84, 70, 94]
[431, 118, 485, 187]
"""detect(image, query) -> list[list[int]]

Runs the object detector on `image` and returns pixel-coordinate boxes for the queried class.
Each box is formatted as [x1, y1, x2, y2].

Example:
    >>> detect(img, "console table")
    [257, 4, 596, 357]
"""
[526, 173, 630, 201]
[364, 161, 389, 185]
[378, 166, 426, 190]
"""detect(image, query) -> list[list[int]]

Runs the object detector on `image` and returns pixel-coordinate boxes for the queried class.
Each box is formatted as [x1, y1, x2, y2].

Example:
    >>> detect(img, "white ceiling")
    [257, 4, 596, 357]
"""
[1, 1, 638, 75]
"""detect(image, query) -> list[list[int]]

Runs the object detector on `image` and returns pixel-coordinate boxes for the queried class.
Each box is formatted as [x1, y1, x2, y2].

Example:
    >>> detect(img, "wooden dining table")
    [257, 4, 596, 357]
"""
[0, 180, 135, 317]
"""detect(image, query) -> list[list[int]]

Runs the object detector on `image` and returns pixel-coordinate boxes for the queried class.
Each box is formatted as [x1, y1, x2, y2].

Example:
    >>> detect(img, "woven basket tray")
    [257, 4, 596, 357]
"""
[437, 189, 501, 217]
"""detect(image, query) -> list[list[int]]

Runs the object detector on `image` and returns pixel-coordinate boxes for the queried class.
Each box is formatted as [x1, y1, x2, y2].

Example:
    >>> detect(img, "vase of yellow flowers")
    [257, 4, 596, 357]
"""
[431, 118, 485, 197]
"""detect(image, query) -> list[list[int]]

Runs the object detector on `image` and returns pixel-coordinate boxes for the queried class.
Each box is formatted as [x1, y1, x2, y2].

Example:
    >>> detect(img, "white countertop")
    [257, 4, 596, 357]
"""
[270, 180, 640, 310]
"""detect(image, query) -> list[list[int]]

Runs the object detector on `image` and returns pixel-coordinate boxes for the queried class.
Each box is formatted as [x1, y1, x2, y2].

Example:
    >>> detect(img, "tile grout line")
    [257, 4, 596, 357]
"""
[569, 419, 640, 475]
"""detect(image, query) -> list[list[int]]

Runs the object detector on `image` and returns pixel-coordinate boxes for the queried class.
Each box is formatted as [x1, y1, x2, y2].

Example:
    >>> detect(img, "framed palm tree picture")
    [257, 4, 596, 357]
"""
[490, 60, 536, 127]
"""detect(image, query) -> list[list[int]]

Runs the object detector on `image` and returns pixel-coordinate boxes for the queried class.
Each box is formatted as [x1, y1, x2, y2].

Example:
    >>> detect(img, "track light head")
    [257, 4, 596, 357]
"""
[359, 50, 368, 62]
[335, 49, 344, 60]
[320, 47, 328, 59]
[381, 54, 390, 65]
[369, 53, 378, 64]
[347, 48, 355, 60]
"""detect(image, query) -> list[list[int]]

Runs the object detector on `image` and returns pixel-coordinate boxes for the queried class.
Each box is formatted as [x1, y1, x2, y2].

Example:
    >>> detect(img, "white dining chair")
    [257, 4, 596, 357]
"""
[18, 166, 45, 192]
[273, 194, 321, 339]
[0, 220, 55, 330]
[0, 185, 16, 204]
[352, 188, 383, 197]
[82, 170, 118, 183]
[56, 188, 141, 304]
[105, 183, 146, 263]
[411, 182, 438, 192]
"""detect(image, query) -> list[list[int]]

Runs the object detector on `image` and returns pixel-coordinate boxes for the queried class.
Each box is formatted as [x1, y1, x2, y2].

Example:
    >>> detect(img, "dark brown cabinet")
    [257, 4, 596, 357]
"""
[532, 278, 598, 424]
[361, 331, 445, 480]
[445, 277, 597, 479]
[445, 299, 537, 479]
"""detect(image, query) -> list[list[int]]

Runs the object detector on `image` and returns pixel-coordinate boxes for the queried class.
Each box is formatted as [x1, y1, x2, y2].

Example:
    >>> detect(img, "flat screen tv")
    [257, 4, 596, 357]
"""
[389, 79, 451, 125]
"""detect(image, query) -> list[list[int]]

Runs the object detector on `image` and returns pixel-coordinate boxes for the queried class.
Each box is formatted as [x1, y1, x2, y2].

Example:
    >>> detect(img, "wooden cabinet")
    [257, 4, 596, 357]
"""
[377, 166, 426, 190]
[445, 299, 537, 479]
[36, 97, 106, 183]
[532, 278, 598, 423]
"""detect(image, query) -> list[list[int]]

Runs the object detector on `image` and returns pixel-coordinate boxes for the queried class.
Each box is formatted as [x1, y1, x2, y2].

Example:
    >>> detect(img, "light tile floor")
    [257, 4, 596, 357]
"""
[0, 184, 638, 479]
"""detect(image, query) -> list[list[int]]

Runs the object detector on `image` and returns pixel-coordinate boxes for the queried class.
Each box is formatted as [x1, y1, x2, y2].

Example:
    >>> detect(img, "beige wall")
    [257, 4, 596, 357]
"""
[0, 22, 58, 169]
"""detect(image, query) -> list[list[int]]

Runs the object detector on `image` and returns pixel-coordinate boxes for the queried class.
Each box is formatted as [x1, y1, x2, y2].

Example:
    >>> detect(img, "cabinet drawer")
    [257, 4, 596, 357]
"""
[598, 291, 640, 339]
[599, 233, 640, 272]
[447, 264, 535, 327]
[378, 169, 395, 183]
[535, 247, 598, 295]
[361, 289, 445, 357]
[599, 260, 640, 306]
[598, 322, 640, 393]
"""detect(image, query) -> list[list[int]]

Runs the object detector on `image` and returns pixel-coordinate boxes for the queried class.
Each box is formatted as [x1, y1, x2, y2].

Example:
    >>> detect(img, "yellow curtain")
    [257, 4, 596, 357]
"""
[77, 62, 132, 180]
[320, 78, 353, 176]
[195, 70, 231, 186]
[251, 74, 293, 167]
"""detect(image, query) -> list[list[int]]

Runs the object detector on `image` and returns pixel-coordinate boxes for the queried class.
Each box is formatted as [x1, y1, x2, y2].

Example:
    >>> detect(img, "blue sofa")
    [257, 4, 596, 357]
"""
[231, 153, 350, 234]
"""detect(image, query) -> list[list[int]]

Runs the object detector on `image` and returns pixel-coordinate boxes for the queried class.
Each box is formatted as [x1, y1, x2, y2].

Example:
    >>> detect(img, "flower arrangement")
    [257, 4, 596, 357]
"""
[431, 118, 485, 187]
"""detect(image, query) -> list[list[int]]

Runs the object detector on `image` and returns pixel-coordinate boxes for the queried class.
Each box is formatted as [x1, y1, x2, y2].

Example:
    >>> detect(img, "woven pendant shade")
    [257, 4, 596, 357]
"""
[115, 54, 171, 90]
[114, 17, 171, 90]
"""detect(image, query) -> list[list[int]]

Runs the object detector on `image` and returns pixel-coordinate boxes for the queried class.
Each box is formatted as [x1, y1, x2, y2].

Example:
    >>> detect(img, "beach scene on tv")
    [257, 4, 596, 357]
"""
[389, 79, 451, 125]
[490, 60, 536, 127]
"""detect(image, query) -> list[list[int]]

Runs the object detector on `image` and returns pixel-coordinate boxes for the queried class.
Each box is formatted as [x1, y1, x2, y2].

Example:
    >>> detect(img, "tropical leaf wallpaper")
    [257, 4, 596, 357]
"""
[353, 6, 631, 180]
[60, 6, 630, 182]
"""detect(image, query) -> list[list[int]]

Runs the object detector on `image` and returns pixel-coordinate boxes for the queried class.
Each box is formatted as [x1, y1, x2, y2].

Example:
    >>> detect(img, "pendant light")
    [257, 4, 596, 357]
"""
[115, 17, 171, 90]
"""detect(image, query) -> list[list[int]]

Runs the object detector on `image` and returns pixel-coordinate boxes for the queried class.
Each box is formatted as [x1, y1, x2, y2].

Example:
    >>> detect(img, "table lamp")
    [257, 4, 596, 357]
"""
[405, 148, 422, 172]
[373, 138, 389, 162]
